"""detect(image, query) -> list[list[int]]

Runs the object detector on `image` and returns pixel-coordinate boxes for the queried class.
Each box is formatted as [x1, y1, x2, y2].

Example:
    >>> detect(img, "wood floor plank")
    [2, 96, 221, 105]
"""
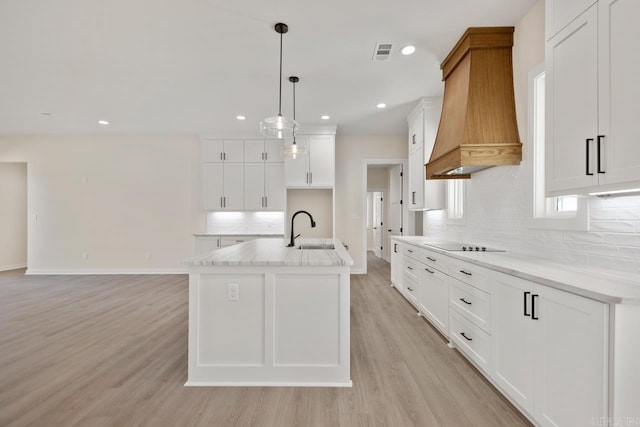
[0, 256, 531, 427]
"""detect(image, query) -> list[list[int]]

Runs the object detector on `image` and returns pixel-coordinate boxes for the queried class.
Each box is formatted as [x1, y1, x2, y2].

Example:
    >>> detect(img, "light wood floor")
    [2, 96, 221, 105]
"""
[0, 255, 531, 427]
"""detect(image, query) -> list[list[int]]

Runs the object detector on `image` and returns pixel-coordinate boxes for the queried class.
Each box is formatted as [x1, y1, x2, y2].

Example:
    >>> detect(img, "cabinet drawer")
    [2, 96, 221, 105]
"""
[417, 247, 448, 273]
[448, 259, 491, 293]
[403, 276, 419, 306]
[403, 258, 420, 282]
[220, 235, 259, 247]
[449, 277, 491, 334]
[403, 246, 419, 260]
[450, 310, 491, 372]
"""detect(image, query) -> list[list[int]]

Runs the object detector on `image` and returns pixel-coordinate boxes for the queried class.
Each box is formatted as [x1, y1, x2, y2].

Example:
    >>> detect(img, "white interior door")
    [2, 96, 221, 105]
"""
[373, 191, 383, 258]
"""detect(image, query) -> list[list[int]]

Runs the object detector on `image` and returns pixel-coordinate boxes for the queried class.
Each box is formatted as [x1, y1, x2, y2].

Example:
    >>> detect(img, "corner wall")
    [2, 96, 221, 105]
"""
[335, 134, 407, 273]
[0, 162, 27, 270]
[0, 135, 201, 273]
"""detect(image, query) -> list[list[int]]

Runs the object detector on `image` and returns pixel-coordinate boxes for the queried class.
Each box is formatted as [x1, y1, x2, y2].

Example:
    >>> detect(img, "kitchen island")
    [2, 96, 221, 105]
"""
[184, 238, 353, 387]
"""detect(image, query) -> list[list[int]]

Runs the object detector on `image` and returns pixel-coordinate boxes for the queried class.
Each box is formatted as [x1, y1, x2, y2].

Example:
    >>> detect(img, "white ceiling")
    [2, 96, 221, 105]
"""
[0, 0, 537, 137]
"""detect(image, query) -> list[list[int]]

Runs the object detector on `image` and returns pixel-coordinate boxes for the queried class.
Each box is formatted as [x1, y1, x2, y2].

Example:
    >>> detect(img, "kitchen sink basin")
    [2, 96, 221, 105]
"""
[297, 243, 336, 250]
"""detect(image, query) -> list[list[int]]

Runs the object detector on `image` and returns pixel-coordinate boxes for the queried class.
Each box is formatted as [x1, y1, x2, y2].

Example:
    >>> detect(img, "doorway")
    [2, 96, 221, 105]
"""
[366, 191, 384, 259]
[0, 162, 28, 272]
[362, 159, 408, 274]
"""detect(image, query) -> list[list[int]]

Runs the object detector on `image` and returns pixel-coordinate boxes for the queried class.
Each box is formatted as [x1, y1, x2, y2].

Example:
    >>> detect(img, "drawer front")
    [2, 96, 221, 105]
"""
[403, 245, 420, 261]
[448, 259, 491, 293]
[403, 277, 418, 305]
[220, 235, 258, 247]
[403, 258, 420, 282]
[417, 247, 449, 273]
[449, 310, 491, 372]
[449, 277, 491, 334]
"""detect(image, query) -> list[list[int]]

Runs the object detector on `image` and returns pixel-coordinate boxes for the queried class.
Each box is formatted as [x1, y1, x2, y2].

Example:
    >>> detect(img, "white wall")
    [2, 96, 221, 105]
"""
[0, 162, 27, 270]
[422, 0, 640, 274]
[0, 135, 202, 273]
[335, 135, 407, 273]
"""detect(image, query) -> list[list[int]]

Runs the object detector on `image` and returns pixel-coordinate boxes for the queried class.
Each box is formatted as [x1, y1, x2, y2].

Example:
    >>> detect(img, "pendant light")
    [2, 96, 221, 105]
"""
[282, 76, 307, 159]
[259, 23, 298, 139]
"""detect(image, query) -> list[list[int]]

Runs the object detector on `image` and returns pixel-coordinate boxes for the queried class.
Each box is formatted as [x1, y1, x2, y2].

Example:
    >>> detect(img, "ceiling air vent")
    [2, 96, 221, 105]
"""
[372, 43, 393, 61]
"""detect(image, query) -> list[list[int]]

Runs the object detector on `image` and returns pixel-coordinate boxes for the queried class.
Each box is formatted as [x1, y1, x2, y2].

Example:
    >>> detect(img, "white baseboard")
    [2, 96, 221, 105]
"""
[0, 263, 27, 272]
[350, 268, 365, 275]
[185, 380, 352, 387]
[25, 268, 189, 275]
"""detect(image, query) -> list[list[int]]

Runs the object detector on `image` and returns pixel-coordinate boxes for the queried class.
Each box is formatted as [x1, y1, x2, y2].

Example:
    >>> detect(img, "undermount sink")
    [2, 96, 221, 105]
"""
[297, 243, 336, 250]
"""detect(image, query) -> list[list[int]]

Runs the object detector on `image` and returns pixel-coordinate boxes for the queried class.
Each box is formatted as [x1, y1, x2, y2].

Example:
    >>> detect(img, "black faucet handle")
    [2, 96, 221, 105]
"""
[311, 221, 317, 228]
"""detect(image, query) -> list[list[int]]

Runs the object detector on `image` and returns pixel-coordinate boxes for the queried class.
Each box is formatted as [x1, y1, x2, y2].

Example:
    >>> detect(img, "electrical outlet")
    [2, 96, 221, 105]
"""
[227, 283, 239, 301]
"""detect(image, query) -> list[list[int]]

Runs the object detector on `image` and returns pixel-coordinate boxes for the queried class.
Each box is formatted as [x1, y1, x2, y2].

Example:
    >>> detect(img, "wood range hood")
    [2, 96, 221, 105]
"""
[426, 27, 522, 180]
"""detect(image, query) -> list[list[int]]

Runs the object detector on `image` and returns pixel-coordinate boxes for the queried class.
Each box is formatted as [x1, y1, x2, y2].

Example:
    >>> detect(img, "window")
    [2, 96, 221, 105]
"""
[447, 179, 465, 223]
[529, 66, 587, 230]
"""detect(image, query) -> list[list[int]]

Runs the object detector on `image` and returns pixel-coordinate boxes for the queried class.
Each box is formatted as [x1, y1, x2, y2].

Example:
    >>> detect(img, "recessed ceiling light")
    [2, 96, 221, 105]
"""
[236, 115, 246, 120]
[401, 45, 416, 55]
[376, 103, 386, 109]
[98, 120, 109, 125]
[321, 115, 330, 120]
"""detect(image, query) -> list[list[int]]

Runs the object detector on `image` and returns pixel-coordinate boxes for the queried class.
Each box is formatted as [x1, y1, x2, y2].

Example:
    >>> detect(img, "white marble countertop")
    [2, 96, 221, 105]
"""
[185, 238, 353, 267]
[193, 233, 285, 237]
[392, 236, 640, 305]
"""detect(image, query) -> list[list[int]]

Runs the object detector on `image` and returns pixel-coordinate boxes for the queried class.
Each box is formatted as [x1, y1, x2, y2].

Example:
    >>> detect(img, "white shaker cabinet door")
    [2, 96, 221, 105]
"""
[244, 163, 266, 210]
[419, 266, 448, 336]
[264, 139, 283, 163]
[222, 163, 244, 210]
[534, 286, 607, 427]
[308, 135, 334, 187]
[202, 163, 224, 209]
[244, 140, 265, 163]
[284, 136, 309, 187]
[545, 6, 598, 195]
[491, 274, 536, 414]
[201, 140, 224, 163]
[265, 163, 285, 211]
[545, 0, 597, 40]
[597, 0, 640, 188]
[222, 140, 244, 163]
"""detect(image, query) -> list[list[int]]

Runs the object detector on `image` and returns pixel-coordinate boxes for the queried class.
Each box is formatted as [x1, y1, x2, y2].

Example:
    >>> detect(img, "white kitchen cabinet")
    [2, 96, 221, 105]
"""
[406, 98, 444, 210]
[202, 163, 244, 210]
[244, 163, 285, 211]
[545, 0, 597, 40]
[195, 236, 221, 254]
[491, 272, 607, 427]
[419, 264, 449, 336]
[244, 140, 283, 163]
[284, 135, 335, 188]
[546, 0, 640, 196]
[201, 139, 244, 163]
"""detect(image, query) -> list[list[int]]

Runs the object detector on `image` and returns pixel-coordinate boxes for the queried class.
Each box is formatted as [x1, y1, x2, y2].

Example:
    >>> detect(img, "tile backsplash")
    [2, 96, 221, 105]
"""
[422, 166, 640, 274]
[207, 212, 285, 235]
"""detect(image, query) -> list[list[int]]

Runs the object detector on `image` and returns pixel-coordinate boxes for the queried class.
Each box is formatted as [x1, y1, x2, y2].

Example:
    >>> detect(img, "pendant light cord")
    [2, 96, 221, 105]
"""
[278, 31, 283, 116]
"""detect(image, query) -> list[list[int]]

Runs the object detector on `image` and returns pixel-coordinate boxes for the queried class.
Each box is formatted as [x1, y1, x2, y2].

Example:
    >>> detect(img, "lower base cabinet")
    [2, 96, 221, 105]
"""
[419, 266, 449, 336]
[491, 272, 607, 427]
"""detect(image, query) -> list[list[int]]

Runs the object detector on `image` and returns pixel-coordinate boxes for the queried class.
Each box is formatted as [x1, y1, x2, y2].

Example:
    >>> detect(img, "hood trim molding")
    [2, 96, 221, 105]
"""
[426, 27, 522, 180]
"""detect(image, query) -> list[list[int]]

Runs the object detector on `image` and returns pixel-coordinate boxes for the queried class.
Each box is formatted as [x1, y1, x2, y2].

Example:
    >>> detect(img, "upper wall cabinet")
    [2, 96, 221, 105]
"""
[546, 0, 640, 196]
[284, 134, 335, 188]
[202, 139, 244, 163]
[546, 0, 597, 40]
[244, 140, 283, 163]
[407, 98, 445, 210]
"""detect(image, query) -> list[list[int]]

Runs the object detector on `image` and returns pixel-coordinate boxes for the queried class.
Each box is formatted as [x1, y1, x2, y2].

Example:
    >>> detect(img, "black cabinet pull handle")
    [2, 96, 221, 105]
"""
[597, 135, 605, 174]
[460, 332, 472, 341]
[425, 268, 434, 274]
[394, 243, 398, 253]
[426, 257, 436, 262]
[412, 134, 416, 144]
[412, 191, 416, 204]
[532, 294, 539, 320]
[407, 249, 413, 253]
[586, 138, 594, 175]
[407, 266, 413, 270]
[459, 270, 472, 276]
[524, 291, 531, 317]
[460, 298, 472, 305]
[407, 287, 414, 292]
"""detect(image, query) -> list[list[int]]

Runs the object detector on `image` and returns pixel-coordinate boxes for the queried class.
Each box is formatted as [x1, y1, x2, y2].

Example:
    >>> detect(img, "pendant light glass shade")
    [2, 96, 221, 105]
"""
[260, 114, 298, 139]
[260, 23, 298, 139]
[281, 76, 307, 159]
